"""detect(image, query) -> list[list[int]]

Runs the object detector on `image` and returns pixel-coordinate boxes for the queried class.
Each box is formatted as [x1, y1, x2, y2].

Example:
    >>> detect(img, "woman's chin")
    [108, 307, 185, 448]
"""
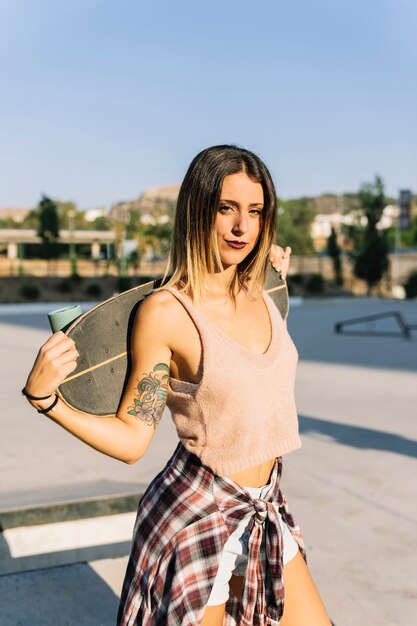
[219, 255, 243, 269]
[220, 248, 251, 264]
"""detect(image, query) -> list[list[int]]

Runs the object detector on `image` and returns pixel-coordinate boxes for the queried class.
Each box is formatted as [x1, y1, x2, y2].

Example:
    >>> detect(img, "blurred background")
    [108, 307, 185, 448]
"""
[0, 2, 416, 625]
[1, 0, 417, 300]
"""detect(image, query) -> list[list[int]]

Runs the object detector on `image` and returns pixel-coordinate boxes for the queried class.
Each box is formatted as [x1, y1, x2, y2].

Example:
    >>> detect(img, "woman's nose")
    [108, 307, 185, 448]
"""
[232, 214, 249, 234]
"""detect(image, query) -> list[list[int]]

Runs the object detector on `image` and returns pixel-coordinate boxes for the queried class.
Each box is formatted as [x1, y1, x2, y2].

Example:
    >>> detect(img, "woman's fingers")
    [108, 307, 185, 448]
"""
[39, 330, 68, 351]
[269, 244, 292, 278]
[58, 348, 79, 366]
[40, 343, 79, 378]
[25, 334, 79, 400]
[60, 359, 79, 378]
[43, 336, 78, 361]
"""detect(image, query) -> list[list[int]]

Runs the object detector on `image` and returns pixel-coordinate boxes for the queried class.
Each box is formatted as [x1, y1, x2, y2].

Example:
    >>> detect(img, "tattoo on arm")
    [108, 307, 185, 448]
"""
[127, 363, 169, 430]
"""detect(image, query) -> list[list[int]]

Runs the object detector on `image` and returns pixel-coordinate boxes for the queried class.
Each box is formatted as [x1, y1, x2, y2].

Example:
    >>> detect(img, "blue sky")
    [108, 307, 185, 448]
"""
[1, 0, 416, 210]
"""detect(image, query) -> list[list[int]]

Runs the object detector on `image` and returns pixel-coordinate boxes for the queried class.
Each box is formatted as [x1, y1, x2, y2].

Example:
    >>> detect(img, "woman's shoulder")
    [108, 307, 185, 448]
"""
[134, 287, 185, 334]
[130, 288, 186, 354]
[144, 286, 175, 305]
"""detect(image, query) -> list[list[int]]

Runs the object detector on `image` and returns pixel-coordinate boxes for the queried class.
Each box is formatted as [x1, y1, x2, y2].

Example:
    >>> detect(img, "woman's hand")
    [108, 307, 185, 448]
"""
[25, 331, 79, 402]
[269, 244, 292, 279]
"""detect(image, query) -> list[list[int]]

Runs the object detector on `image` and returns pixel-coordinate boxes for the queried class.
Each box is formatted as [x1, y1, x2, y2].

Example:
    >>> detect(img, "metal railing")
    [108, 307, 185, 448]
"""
[334, 311, 416, 339]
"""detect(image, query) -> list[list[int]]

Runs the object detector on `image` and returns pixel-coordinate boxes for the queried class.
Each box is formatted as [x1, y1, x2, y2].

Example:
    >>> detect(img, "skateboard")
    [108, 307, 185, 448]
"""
[57, 267, 289, 416]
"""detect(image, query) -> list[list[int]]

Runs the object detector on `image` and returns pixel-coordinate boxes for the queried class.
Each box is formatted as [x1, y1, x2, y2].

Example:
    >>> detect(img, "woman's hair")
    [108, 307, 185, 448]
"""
[157, 144, 278, 304]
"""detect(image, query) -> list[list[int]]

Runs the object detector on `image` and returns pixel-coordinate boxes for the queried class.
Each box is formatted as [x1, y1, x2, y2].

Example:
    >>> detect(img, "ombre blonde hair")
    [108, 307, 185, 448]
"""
[156, 145, 278, 304]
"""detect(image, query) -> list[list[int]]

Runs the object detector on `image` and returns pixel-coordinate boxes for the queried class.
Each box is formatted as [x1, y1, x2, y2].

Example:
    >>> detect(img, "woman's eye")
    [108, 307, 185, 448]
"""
[217, 205, 264, 215]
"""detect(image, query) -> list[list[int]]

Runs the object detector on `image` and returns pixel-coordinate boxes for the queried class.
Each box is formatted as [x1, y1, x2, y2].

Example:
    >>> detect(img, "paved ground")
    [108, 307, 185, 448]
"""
[0, 296, 416, 625]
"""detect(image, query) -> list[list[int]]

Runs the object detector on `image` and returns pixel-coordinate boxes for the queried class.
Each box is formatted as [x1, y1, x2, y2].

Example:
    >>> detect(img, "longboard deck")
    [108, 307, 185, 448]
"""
[58, 267, 289, 416]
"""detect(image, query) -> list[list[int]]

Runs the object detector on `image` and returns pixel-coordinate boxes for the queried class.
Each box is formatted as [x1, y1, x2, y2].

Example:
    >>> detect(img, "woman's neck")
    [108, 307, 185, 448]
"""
[200, 265, 238, 297]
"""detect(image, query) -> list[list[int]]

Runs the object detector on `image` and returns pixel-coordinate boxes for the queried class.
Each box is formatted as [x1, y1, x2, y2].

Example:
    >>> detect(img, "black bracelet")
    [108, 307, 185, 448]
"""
[22, 387, 53, 401]
[37, 394, 59, 414]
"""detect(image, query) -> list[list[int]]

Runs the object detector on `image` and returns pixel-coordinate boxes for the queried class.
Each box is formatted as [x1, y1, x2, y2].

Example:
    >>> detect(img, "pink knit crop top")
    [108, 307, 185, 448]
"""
[161, 287, 302, 476]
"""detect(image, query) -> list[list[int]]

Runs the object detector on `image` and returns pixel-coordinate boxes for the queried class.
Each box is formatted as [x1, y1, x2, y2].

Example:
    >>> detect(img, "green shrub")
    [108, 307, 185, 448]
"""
[56, 279, 73, 293]
[290, 273, 304, 285]
[286, 281, 294, 296]
[138, 275, 157, 284]
[305, 273, 325, 294]
[404, 271, 417, 299]
[117, 276, 132, 293]
[20, 284, 40, 300]
[85, 283, 103, 298]
[70, 273, 84, 285]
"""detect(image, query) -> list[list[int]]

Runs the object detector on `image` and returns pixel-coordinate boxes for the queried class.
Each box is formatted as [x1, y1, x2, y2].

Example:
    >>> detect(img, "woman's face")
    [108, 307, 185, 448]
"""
[215, 171, 264, 267]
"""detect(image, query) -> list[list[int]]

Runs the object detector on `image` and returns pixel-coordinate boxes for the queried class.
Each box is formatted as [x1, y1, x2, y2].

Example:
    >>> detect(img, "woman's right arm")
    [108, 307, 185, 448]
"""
[24, 292, 173, 464]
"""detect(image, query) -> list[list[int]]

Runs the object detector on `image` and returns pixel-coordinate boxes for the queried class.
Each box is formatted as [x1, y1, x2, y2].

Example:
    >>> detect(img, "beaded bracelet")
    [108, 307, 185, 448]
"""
[36, 394, 59, 414]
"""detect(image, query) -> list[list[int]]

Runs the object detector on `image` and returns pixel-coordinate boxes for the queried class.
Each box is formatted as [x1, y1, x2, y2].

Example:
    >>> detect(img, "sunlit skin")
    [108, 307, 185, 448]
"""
[214, 172, 292, 282]
[215, 171, 265, 272]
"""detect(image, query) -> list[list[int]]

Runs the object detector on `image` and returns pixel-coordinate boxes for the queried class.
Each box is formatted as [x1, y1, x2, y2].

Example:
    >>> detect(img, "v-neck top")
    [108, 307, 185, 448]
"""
[160, 286, 302, 475]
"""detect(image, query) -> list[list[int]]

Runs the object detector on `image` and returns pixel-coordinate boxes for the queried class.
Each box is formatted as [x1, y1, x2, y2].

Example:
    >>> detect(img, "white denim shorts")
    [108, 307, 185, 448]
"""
[206, 480, 299, 606]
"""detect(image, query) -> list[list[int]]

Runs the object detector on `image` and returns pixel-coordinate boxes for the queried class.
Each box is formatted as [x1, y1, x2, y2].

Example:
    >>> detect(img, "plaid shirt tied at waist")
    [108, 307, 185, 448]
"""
[118, 441, 306, 626]
[213, 462, 306, 625]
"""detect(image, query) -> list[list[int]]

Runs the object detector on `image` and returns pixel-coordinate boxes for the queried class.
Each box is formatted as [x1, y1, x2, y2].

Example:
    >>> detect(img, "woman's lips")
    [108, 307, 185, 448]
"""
[225, 241, 247, 249]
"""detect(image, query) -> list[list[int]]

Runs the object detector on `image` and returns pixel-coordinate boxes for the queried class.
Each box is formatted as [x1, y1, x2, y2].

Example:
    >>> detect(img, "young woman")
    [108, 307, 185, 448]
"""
[23, 145, 332, 626]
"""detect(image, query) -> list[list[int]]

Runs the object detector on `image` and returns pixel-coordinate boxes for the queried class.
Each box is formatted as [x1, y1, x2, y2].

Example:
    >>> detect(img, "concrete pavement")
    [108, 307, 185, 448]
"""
[0, 296, 416, 625]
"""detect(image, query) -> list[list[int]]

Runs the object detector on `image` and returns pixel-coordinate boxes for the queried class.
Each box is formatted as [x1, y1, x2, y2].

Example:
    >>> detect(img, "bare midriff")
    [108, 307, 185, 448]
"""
[227, 458, 276, 488]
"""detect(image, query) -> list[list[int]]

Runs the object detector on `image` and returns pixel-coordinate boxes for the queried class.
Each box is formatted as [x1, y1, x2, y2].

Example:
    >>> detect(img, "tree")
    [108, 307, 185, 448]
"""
[137, 221, 173, 260]
[277, 197, 315, 254]
[128, 249, 142, 276]
[353, 175, 390, 295]
[55, 201, 79, 228]
[125, 208, 141, 239]
[327, 225, 343, 285]
[23, 207, 41, 229]
[392, 214, 417, 248]
[112, 222, 127, 276]
[92, 215, 110, 231]
[37, 195, 60, 270]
